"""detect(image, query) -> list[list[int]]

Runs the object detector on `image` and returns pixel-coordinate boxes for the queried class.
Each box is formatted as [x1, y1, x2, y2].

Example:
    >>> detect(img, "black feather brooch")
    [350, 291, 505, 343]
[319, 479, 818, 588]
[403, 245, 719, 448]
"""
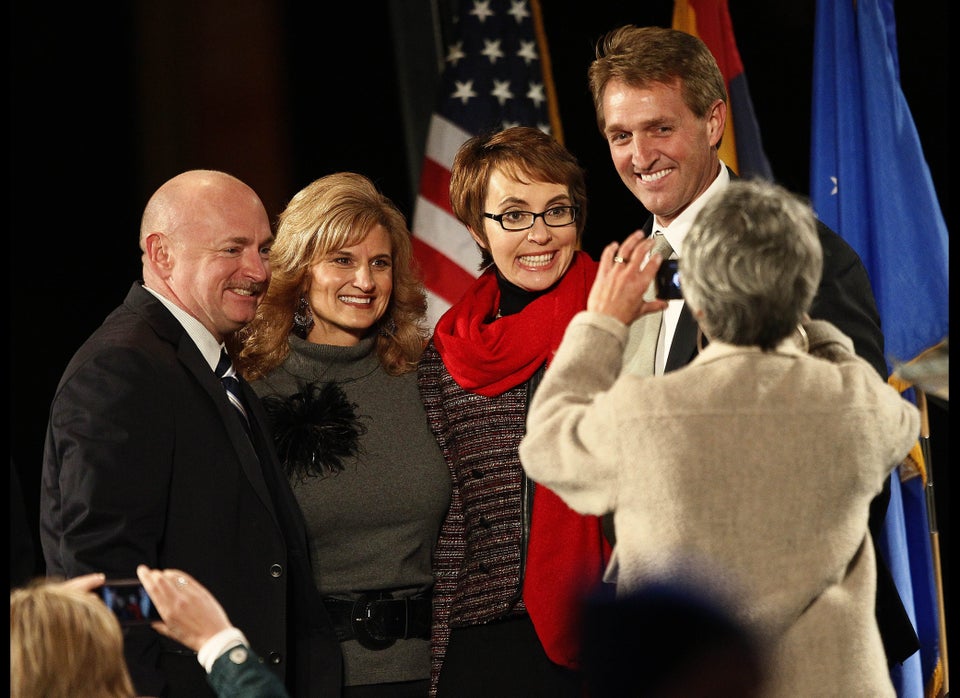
[260, 381, 367, 482]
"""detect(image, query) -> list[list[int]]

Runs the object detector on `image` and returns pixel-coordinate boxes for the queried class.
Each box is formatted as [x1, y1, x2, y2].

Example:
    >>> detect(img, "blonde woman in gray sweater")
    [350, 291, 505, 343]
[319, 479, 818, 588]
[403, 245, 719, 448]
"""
[520, 179, 919, 697]
[235, 172, 451, 697]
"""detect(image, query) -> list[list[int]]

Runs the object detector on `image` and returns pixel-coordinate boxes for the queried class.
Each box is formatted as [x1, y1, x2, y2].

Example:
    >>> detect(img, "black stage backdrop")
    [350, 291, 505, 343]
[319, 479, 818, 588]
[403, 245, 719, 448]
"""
[8, 2, 949, 642]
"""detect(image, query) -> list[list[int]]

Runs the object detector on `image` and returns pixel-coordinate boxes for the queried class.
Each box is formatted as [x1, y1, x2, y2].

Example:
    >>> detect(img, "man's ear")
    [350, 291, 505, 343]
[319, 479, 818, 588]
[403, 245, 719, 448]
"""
[706, 99, 727, 148]
[144, 232, 173, 271]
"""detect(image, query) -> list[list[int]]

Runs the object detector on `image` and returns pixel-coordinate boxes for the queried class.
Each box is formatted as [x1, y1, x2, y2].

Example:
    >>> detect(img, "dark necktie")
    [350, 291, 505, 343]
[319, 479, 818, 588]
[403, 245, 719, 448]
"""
[215, 349, 250, 429]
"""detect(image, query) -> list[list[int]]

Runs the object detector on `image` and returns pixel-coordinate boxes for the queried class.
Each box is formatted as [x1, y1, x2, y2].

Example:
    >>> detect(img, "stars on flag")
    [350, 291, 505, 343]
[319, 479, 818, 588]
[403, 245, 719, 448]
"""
[413, 0, 553, 325]
[437, 0, 550, 135]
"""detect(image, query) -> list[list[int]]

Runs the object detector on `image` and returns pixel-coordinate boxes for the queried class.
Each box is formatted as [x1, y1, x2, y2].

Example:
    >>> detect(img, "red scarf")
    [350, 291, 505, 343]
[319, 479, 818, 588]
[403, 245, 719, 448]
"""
[432, 251, 611, 669]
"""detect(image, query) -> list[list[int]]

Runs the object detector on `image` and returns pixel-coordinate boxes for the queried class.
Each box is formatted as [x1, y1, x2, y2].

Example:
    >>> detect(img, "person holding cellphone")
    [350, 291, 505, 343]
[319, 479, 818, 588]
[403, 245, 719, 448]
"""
[13, 570, 291, 698]
[136, 566, 291, 698]
[11, 574, 136, 698]
[519, 179, 919, 696]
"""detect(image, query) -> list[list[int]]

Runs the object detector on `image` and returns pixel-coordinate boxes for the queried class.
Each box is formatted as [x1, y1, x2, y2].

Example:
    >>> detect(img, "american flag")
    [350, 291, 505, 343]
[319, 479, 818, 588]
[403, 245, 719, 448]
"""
[411, 0, 560, 327]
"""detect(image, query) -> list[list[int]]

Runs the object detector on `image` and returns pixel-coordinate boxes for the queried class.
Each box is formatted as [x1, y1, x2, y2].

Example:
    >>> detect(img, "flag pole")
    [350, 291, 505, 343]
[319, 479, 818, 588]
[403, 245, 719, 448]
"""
[916, 389, 948, 696]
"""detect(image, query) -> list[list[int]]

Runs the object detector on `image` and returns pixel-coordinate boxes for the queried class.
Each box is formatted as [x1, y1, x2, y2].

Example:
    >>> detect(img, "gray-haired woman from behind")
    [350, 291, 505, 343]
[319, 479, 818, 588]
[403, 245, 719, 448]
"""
[520, 178, 919, 697]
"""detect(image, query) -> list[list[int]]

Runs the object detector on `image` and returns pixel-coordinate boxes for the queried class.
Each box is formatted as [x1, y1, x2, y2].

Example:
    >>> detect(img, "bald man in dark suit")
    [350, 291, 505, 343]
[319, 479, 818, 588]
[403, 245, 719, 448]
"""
[40, 170, 341, 697]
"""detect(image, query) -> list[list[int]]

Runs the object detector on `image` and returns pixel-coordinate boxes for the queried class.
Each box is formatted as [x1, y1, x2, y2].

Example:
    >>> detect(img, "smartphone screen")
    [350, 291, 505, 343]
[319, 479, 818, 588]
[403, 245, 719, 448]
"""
[98, 579, 162, 625]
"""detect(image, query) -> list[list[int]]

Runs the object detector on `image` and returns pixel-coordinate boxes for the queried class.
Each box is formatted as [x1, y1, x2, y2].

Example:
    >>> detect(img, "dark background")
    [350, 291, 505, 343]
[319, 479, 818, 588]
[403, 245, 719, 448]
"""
[8, 0, 949, 645]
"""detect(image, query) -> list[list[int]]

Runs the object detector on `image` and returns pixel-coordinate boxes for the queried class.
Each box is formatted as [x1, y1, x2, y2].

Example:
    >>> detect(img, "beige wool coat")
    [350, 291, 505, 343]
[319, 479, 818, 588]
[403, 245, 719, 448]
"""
[519, 314, 919, 697]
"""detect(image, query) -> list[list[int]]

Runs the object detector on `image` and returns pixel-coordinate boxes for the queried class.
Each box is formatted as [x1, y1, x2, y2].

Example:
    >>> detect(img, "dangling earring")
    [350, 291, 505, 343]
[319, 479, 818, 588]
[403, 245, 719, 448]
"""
[793, 323, 809, 353]
[379, 316, 397, 338]
[696, 327, 708, 354]
[293, 295, 314, 337]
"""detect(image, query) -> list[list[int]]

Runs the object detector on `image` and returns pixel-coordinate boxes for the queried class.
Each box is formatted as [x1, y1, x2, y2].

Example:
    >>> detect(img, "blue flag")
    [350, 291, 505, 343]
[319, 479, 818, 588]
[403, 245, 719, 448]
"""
[811, 1, 947, 696]
[810, 0, 948, 370]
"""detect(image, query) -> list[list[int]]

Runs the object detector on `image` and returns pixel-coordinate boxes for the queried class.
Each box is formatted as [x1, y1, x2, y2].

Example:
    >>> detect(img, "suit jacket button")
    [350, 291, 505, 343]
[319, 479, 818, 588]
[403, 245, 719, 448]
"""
[267, 651, 282, 665]
[270, 564, 283, 578]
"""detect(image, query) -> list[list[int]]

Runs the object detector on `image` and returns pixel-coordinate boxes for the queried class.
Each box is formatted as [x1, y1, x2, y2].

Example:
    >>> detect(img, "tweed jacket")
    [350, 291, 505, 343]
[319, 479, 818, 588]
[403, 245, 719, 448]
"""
[418, 341, 533, 688]
[519, 316, 919, 697]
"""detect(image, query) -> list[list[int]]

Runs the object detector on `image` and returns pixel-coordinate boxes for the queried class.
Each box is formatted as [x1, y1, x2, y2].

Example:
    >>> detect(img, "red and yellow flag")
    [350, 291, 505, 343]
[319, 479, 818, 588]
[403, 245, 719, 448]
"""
[672, 0, 772, 179]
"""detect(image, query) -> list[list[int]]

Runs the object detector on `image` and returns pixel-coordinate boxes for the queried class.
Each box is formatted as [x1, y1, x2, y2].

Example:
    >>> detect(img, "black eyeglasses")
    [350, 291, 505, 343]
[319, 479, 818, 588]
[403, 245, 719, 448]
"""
[483, 205, 580, 232]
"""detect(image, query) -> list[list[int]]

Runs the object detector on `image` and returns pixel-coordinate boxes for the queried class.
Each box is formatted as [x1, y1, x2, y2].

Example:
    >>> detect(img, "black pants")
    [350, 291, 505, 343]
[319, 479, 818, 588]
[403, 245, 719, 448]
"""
[437, 615, 582, 697]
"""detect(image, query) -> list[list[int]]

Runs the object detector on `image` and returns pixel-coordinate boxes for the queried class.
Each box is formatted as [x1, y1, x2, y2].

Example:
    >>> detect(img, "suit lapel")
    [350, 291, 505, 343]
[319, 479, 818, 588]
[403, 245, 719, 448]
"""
[130, 283, 278, 520]
[176, 334, 276, 509]
[665, 291, 701, 373]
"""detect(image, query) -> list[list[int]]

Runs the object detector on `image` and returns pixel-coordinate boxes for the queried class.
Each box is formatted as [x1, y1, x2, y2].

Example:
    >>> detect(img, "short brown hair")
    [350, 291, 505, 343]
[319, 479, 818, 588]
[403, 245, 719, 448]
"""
[588, 25, 727, 134]
[449, 126, 587, 270]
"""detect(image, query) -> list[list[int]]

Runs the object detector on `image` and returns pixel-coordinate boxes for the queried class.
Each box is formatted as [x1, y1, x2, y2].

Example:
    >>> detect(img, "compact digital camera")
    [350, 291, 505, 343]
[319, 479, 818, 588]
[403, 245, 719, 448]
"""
[656, 258, 682, 300]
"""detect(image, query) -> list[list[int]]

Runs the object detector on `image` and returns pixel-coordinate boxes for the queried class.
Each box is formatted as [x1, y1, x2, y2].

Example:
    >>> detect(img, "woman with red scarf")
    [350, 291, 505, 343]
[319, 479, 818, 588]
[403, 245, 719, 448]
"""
[418, 126, 610, 697]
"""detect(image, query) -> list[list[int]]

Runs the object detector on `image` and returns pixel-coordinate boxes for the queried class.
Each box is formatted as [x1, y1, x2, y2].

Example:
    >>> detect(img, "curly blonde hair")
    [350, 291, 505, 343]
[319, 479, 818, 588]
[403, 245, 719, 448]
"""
[235, 172, 429, 379]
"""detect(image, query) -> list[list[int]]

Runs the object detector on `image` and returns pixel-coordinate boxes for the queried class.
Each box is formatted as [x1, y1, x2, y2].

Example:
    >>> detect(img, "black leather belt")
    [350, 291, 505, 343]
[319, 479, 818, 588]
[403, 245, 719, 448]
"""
[322, 592, 431, 650]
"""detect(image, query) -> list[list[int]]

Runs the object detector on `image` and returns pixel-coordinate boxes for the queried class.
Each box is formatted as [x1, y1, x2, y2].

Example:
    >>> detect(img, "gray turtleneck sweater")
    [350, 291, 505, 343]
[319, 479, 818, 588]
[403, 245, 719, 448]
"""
[251, 334, 451, 687]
